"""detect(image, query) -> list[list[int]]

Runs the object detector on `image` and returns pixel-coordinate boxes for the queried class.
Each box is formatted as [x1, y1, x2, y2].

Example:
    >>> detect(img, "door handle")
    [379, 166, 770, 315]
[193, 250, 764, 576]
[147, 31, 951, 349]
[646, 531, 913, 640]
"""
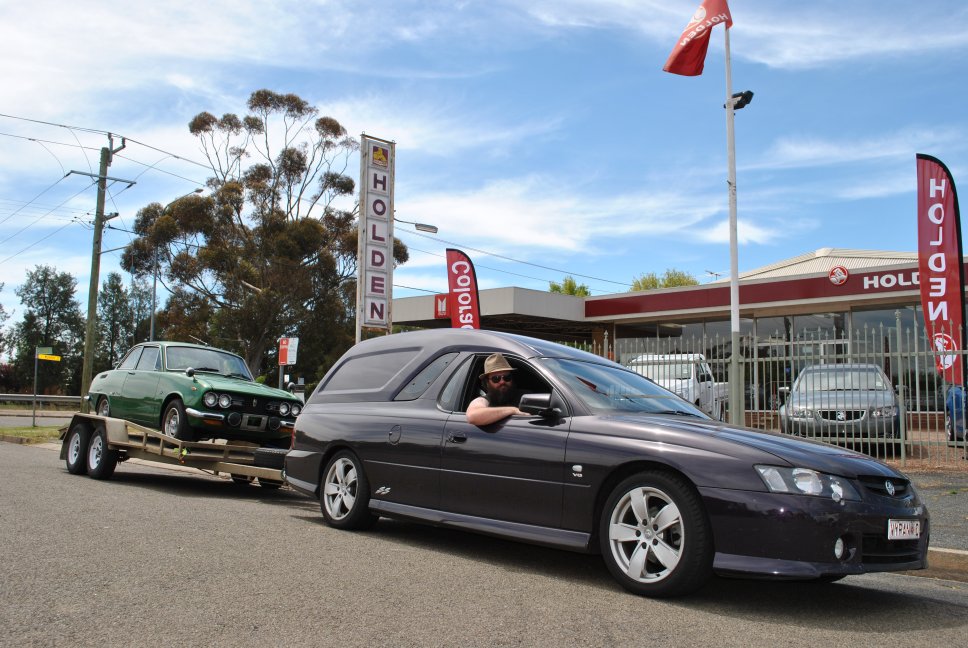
[446, 431, 467, 444]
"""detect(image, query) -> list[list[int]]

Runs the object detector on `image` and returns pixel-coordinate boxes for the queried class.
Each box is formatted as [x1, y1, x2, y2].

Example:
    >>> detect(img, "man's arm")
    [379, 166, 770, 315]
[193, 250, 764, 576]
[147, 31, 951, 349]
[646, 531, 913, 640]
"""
[466, 396, 525, 426]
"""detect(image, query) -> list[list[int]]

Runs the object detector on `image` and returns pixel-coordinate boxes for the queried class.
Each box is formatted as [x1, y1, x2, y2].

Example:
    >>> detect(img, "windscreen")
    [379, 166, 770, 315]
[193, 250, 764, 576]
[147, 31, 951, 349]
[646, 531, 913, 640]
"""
[628, 361, 692, 381]
[165, 346, 253, 379]
[794, 367, 888, 393]
[541, 358, 706, 417]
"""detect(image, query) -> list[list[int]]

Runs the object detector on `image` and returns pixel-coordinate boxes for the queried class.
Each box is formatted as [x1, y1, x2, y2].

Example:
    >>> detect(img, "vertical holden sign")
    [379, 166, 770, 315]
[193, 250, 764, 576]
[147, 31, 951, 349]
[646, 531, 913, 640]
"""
[357, 136, 395, 338]
[916, 154, 965, 385]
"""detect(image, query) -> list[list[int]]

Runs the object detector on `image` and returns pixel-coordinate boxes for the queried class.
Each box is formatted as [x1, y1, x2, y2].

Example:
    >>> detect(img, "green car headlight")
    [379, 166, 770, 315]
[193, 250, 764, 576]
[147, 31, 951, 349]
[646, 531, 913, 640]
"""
[203, 392, 218, 408]
[278, 402, 291, 417]
[755, 465, 861, 502]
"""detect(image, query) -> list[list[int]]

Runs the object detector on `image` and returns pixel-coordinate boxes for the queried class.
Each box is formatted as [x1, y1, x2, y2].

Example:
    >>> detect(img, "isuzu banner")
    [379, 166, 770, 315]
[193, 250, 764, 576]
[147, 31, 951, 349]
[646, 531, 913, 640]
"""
[917, 154, 965, 385]
[445, 248, 481, 329]
[357, 135, 395, 334]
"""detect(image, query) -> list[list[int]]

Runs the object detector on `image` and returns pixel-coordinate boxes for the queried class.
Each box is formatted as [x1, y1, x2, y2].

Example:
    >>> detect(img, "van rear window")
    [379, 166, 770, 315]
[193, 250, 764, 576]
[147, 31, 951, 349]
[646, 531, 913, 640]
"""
[323, 348, 420, 392]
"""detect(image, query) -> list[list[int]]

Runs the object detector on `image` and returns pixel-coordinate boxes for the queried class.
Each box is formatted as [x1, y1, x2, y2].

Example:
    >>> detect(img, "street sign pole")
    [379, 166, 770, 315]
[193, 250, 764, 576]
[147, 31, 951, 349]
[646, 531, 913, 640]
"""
[32, 348, 38, 428]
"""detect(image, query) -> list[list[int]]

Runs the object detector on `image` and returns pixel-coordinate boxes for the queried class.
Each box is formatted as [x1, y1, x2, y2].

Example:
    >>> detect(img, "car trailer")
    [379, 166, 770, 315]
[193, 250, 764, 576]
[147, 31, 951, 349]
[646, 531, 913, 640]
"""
[59, 413, 287, 487]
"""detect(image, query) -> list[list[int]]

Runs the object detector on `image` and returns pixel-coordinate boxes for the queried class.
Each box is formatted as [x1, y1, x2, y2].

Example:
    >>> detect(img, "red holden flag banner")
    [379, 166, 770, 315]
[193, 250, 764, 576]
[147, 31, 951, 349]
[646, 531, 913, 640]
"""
[445, 248, 481, 329]
[663, 0, 733, 76]
[917, 154, 966, 385]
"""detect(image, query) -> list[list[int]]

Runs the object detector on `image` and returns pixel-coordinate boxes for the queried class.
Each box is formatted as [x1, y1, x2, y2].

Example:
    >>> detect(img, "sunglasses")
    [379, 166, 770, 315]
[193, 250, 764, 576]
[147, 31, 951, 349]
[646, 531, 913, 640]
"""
[488, 374, 513, 384]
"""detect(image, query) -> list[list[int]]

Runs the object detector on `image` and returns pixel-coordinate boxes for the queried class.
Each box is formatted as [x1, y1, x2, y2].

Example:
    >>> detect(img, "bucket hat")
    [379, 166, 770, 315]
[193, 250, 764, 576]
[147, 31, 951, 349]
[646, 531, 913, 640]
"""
[479, 353, 516, 379]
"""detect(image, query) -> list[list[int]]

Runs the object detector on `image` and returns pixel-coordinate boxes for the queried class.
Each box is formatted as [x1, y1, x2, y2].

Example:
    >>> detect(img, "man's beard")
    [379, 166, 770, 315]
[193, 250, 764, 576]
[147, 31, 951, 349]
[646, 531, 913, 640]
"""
[486, 383, 514, 406]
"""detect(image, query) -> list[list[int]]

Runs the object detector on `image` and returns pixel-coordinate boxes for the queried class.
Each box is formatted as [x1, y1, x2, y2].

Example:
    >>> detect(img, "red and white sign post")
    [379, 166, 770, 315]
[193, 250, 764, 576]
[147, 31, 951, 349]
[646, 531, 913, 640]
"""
[278, 337, 299, 389]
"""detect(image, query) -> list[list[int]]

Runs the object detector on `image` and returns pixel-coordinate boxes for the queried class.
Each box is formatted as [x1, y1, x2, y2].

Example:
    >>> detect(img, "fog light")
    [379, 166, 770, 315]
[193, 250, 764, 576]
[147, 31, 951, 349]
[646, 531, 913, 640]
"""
[227, 412, 242, 427]
[834, 537, 845, 560]
[268, 417, 281, 431]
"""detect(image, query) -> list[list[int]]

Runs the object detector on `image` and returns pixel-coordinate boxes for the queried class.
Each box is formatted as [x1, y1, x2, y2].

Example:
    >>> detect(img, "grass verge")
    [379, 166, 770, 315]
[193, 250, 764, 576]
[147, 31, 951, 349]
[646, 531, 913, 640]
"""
[0, 425, 64, 443]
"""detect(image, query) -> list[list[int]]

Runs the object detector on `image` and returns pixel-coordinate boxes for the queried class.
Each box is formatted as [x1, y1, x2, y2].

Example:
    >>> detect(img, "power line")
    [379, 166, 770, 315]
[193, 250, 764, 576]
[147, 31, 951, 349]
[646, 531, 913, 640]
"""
[399, 229, 633, 290]
[400, 242, 615, 295]
[0, 175, 72, 228]
[0, 179, 95, 248]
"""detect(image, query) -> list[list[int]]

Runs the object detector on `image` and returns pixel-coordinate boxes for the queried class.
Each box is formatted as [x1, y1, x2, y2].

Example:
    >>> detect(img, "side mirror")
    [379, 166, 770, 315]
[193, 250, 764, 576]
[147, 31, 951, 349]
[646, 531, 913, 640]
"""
[185, 367, 195, 377]
[777, 386, 789, 405]
[519, 393, 560, 418]
[286, 381, 296, 392]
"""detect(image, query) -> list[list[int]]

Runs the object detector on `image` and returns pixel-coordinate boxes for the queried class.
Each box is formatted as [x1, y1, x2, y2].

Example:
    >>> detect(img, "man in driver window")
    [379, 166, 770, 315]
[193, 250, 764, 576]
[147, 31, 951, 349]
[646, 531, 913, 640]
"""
[466, 353, 527, 426]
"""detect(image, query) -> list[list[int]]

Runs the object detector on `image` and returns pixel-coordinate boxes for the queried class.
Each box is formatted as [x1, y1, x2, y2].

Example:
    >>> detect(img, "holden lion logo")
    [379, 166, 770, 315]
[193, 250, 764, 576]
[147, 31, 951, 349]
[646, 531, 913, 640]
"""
[689, 7, 707, 24]
[933, 332, 959, 371]
[828, 266, 849, 286]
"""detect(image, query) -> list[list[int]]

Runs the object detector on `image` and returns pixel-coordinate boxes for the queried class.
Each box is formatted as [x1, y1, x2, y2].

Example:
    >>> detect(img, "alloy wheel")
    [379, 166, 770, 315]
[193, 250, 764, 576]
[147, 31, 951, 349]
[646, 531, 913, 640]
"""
[607, 486, 684, 584]
[323, 457, 358, 521]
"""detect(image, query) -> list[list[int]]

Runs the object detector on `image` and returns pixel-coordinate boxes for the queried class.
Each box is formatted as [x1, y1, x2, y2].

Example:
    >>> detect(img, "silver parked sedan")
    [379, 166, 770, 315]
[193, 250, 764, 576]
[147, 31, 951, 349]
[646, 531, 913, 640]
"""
[779, 363, 900, 439]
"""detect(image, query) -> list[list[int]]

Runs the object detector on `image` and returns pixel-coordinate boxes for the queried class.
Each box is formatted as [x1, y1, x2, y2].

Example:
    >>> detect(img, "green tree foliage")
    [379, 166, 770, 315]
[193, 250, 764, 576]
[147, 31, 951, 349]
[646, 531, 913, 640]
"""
[95, 272, 136, 372]
[631, 269, 699, 291]
[122, 90, 408, 378]
[10, 266, 85, 393]
[0, 282, 8, 356]
[549, 276, 591, 297]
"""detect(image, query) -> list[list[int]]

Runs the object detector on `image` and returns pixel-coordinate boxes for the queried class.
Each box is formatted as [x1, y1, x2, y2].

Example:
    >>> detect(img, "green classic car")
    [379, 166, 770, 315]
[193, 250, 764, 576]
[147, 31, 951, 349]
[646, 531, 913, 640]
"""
[87, 341, 301, 445]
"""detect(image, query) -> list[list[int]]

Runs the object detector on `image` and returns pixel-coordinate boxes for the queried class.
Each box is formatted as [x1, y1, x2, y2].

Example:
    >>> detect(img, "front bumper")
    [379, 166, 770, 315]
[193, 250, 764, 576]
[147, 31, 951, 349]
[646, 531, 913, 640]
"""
[185, 407, 295, 436]
[700, 485, 929, 579]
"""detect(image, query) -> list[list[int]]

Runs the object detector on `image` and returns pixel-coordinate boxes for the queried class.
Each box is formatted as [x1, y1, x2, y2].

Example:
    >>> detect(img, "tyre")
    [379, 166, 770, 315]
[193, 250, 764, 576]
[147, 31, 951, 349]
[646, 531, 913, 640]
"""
[65, 423, 91, 475]
[320, 450, 377, 530]
[258, 478, 283, 489]
[162, 400, 193, 441]
[95, 396, 110, 417]
[599, 471, 713, 598]
[231, 474, 254, 486]
[86, 426, 118, 480]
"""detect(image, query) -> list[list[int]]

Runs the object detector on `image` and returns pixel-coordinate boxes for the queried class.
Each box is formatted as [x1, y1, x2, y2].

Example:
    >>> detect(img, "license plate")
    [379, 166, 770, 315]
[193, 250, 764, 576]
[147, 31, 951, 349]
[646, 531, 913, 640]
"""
[888, 519, 921, 540]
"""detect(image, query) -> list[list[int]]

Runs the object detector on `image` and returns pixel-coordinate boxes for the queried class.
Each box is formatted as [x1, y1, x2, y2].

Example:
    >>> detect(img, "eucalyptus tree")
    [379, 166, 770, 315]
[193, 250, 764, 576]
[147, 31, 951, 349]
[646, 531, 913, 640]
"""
[122, 90, 407, 377]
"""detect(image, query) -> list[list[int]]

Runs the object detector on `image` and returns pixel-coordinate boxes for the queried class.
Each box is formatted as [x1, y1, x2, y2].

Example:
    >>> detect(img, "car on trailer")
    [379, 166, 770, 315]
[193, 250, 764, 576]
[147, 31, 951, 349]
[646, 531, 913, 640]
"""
[87, 341, 302, 445]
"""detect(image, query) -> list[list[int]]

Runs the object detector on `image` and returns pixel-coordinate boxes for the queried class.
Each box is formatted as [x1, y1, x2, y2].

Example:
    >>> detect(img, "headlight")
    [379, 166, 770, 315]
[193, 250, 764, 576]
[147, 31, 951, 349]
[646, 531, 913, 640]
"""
[218, 393, 233, 409]
[278, 402, 291, 417]
[755, 465, 861, 502]
[872, 405, 898, 417]
[291, 403, 302, 417]
[203, 392, 218, 408]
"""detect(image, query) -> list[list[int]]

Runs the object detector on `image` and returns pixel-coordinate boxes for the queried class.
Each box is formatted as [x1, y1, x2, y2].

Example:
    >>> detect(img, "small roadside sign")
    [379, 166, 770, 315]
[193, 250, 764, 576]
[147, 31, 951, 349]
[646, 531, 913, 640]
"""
[36, 347, 53, 357]
[37, 354, 61, 362]
[278, 337, 299, 366]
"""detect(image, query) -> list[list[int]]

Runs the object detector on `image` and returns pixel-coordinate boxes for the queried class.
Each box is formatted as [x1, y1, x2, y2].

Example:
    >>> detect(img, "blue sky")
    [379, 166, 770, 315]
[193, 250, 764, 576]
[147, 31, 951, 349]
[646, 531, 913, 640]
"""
[1, 0, 967, 327]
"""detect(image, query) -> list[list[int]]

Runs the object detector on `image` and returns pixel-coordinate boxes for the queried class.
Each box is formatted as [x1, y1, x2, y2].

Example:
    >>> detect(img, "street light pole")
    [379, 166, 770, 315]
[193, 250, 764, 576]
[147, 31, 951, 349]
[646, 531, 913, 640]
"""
[393, 216, 438, 233]
[149, 189, 203, 341]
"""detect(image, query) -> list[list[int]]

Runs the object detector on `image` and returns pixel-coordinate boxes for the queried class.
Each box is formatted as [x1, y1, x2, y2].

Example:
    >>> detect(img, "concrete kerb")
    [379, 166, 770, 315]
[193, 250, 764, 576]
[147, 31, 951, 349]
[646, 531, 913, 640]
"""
[3, 436, 967, 584]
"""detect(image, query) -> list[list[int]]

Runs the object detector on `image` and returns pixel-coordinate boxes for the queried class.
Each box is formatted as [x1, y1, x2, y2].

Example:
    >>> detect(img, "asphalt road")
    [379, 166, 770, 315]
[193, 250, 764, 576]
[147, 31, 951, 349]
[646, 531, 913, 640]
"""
[1, 443, 966, 648]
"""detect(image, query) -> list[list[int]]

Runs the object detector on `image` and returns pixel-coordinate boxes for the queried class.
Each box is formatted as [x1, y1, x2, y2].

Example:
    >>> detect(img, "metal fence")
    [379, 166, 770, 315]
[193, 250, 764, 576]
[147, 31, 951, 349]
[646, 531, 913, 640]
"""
[563, 323, 968, 469]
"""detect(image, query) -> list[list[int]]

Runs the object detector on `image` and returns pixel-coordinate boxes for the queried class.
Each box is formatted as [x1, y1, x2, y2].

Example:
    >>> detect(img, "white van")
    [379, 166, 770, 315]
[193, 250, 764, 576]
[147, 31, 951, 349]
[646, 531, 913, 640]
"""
[625, 353, 727, 420]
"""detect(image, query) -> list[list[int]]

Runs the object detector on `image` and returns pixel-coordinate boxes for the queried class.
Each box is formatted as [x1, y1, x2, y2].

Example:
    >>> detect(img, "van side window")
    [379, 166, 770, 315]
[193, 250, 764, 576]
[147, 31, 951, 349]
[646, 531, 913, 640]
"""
[395, 353, 459, 401]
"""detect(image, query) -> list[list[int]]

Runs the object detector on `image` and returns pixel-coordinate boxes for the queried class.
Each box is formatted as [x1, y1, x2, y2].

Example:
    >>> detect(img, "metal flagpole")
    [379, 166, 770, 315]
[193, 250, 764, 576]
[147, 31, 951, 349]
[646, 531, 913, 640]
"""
[724, 25, 744, 426]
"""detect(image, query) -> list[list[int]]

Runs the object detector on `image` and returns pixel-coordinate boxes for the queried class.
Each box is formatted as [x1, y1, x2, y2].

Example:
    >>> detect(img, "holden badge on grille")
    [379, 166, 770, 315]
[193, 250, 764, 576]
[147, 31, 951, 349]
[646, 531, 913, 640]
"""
[885, 480, 895, 496]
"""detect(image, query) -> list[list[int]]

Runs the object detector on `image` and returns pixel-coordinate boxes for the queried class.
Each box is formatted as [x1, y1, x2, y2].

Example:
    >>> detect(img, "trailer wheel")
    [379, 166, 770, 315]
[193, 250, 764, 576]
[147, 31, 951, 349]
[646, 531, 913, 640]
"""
[230, 474, 254, 486]
[258, 478, 283, 489]
[320, 450, 377, 530]
[65, 423, 90, 475]
[86, 426, 118, 480]
[162, 399, 193, 441]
